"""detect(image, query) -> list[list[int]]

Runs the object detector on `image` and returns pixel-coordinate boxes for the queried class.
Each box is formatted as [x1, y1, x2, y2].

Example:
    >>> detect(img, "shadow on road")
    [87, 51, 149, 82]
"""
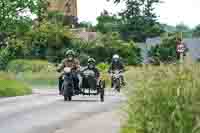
[68, 99, 100, 103]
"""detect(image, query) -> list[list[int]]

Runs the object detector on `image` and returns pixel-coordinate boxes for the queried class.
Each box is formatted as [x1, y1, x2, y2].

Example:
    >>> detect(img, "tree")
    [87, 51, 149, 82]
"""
[175, 23, 192, 38]
[193, 24, 200, 37]
[0, 0, 47, 33]
[176, 23, 190, 32]
[96, 10, 120, 33]
[110, 0, 163, 42]
[77, 21, 96, 32]
[78, 21, 92, 28]
[36, 0, 48, 22]
[3, 20, 74, 63]
[83, 32, 142, 65]
[161, 24, 176, 32]
[148, 35, 178, 65]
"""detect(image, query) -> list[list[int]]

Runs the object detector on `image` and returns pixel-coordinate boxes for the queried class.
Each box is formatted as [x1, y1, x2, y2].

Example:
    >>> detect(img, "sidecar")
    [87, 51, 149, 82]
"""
[79, 69, 105, 102]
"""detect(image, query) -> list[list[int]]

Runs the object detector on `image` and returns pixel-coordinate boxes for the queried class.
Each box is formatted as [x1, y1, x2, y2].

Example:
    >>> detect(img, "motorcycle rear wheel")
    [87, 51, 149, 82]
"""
[64, 95, 72, 101]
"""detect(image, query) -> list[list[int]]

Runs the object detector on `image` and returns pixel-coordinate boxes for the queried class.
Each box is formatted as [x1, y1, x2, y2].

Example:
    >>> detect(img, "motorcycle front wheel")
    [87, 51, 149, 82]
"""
[114, 79, 121, 92]
[63, 82, 73, 101]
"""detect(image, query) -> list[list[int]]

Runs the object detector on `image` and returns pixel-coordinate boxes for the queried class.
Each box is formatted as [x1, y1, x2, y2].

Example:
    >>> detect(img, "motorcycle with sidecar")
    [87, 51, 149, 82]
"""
[62, 67, 105, 102]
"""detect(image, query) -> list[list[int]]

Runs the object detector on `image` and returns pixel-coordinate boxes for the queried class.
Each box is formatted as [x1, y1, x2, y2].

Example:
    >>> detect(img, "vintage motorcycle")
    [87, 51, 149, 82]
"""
[62, 67, 105, 102]
[111, 70, 123, 92]
[62, 67, 74, 101]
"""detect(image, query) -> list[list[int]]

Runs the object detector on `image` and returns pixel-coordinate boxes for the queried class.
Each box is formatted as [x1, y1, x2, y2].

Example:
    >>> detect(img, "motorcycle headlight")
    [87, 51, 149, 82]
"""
[88, 64, 94, 69]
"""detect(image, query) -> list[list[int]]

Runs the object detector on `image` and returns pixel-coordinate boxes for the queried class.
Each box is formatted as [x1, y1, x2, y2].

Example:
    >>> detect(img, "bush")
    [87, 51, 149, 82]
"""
[4, 21, 74, 63]
[96, 63, 111, 87]
[7, 59, 56, 73]
[121, 64, 200, 133]
[2, 22, 142, 66]
[27, 21, 73, 61]
[76, 33, 142, 65]
[3, 23, 142, 66]
[100, 72, 111, 88]
[148, 35, 177, 64]
[0, 48, 13, 70]
[7, 36, 30, 57]
[79, 52, 90, 66]
[97, 63, 109, 72]
[0, 79, 32, 97]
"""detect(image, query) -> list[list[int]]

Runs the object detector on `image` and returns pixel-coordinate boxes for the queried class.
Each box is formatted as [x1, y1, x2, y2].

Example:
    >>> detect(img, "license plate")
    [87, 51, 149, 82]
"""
[84, 89, 96, 93]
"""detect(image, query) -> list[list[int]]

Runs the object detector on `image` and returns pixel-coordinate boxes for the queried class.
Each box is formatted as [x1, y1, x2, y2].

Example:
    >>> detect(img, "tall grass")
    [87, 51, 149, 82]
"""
[121, 63, 200, 133]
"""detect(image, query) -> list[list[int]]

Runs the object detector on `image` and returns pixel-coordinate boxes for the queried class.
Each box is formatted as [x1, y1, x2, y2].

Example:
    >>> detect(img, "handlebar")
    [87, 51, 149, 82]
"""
[109, 70, 124, 74]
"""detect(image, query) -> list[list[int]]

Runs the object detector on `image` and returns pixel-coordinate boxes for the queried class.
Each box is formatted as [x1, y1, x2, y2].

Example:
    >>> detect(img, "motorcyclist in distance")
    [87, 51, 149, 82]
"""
[108, 54, 126, 88]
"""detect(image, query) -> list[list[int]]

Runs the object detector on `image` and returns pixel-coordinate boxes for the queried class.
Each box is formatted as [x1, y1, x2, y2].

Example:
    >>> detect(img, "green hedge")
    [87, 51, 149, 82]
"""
[148, 35, 177, 64]
[6, 60, 58, 87]
[1, 22, 142, 67]
[82, 41, 142, 65]
[97, 63, 109, 72]
[148, 34, 188, 65]
[7, 59, 56, 73]
[0, 48, 13, 70]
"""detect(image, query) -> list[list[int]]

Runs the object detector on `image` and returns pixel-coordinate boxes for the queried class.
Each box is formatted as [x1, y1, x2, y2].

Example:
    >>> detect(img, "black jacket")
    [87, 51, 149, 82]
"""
[81, 67, 100, 79]
[108, 60, 125, 73]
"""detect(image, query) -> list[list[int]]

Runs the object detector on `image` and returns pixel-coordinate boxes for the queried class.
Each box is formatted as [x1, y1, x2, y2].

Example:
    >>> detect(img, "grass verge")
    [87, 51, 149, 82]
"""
[0, 79, 32, 97]
[16, 72, 58, 88]
[121, 63, 200, 133]
[0, 71, 32, 97]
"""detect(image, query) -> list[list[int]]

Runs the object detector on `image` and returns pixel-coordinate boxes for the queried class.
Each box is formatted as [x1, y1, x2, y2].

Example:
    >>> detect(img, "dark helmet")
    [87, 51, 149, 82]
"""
[177, 37, 182, 41]
[88, 58, 96, 69]
[88, 58, 96, 64]
[65, 50, 75, 57]
[65, 50, 75, 61]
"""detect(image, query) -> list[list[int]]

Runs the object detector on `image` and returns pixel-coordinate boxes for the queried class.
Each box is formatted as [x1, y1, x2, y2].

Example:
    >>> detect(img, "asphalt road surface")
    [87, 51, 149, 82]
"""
[0, 89, 124, 133]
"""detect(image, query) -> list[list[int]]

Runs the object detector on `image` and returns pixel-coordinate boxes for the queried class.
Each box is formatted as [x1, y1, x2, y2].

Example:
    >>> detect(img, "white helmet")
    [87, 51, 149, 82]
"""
[113, 54, 120, 59]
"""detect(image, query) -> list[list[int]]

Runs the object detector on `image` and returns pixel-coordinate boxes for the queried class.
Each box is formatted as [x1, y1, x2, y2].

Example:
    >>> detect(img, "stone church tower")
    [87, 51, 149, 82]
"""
[48, 0, 78, 25]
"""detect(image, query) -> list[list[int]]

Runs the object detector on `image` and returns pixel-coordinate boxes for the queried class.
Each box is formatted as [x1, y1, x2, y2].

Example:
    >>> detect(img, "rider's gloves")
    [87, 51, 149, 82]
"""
[57, 69, 61, 73]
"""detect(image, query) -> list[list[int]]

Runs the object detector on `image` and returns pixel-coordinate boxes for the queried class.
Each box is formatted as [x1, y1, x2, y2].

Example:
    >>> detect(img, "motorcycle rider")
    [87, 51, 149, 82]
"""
[176, 38, 188, 60]
[86, 58, 100, 79]
[81, 58, 100, 86]
[57, 50, 80, 95]
[108, 54, 126, 87]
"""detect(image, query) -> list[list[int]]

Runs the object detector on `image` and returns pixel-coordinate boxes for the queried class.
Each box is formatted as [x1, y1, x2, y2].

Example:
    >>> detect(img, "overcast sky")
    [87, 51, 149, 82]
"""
[77, 0, 200, 28]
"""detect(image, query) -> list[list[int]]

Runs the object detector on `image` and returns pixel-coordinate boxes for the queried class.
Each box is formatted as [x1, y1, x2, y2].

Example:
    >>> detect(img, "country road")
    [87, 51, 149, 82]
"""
[0, 89, 125, 133]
